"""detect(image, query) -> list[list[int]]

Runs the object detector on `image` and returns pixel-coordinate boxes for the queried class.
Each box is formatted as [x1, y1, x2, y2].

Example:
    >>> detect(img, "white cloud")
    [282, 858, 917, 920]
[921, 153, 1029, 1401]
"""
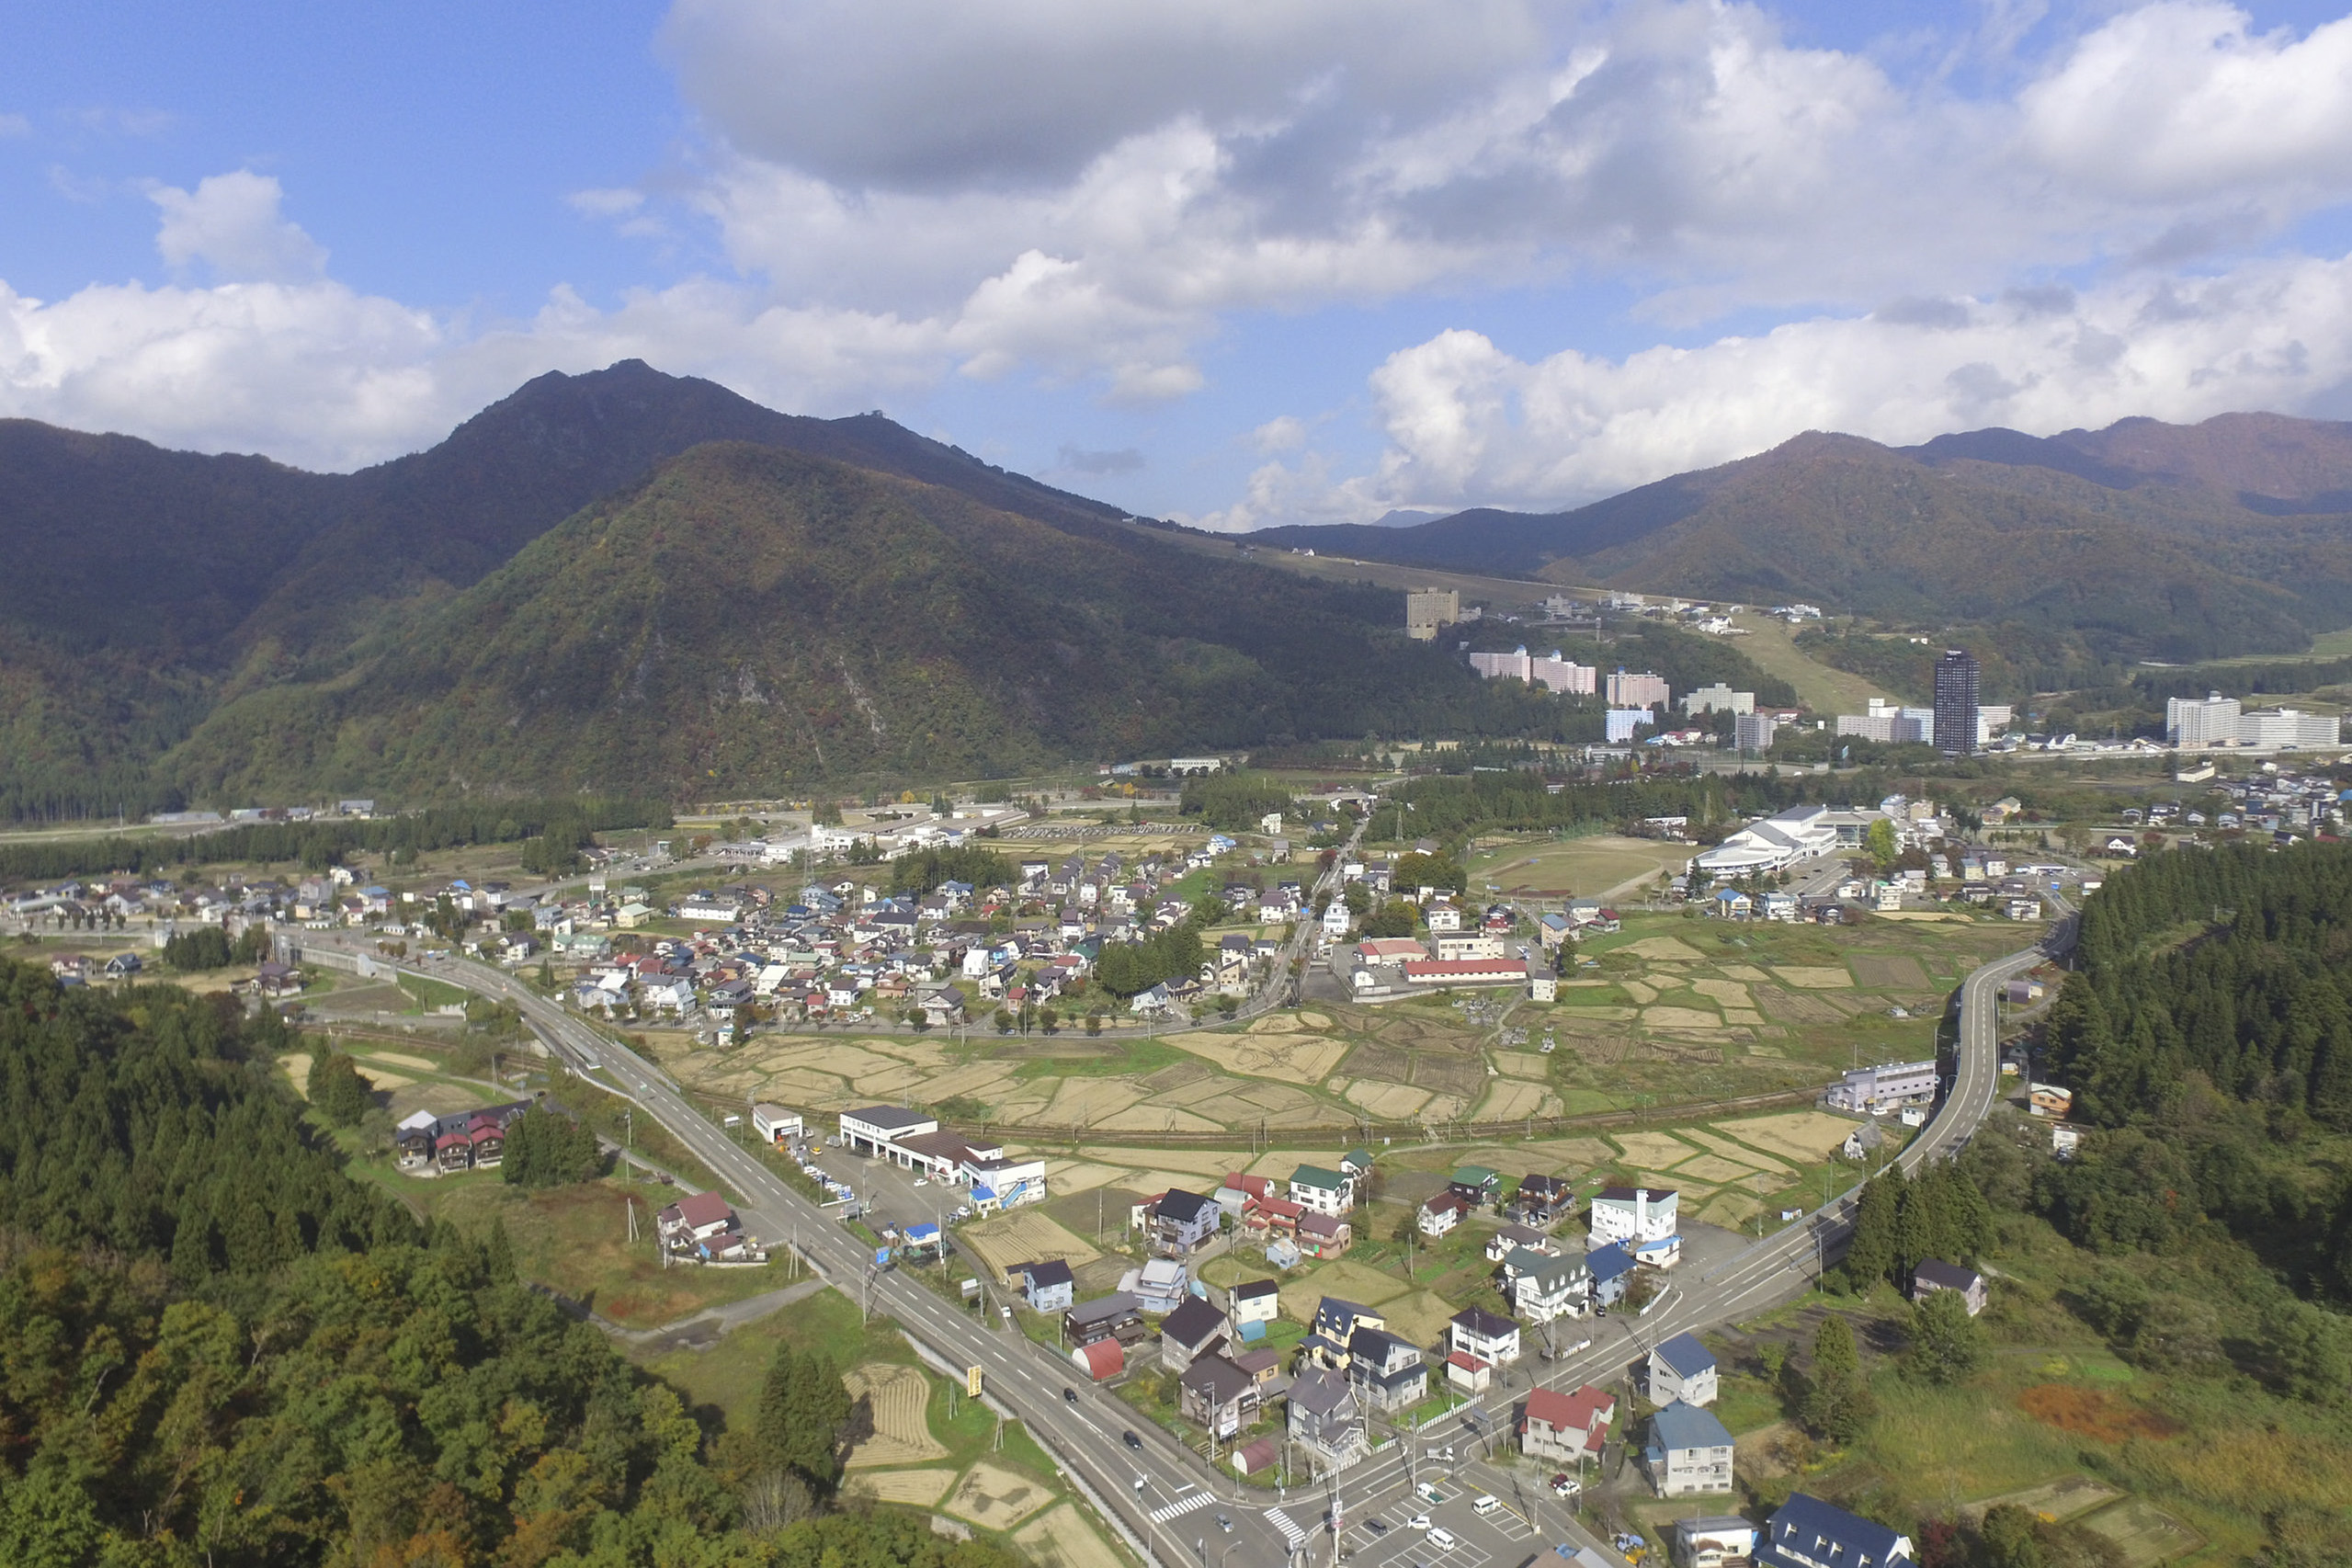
[0, 112, 29, 139]
[149, 170, 328, 282]
[1207, 250, 2352, 527]
[1253, 415, 1309, 453]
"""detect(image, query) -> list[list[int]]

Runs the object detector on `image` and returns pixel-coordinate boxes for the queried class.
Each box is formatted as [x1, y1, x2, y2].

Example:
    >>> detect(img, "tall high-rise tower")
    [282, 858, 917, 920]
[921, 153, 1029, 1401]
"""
[1933, 648, 1980, 756]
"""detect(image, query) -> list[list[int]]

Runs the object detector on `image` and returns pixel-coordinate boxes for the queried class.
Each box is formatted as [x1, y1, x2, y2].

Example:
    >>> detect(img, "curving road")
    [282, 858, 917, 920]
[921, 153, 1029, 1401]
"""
[304, 878, 2069, 1566]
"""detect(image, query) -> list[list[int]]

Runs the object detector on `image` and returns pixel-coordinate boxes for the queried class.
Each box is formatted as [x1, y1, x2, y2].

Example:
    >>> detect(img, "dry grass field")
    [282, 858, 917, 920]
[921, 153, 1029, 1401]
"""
[943, 1461, 1057, 1530]
[957, 1210, 1102, 1283]
[1014, 1504, 1128, 1568]
[846, 1469, 959, 1506]
[843, 1362, 949, 1467]
[1470, 835, 1696, 900]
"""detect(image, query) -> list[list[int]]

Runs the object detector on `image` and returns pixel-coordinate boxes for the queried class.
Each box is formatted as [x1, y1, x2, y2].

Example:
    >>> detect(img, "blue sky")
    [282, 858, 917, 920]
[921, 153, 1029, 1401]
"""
[6, 1, 2352, 528]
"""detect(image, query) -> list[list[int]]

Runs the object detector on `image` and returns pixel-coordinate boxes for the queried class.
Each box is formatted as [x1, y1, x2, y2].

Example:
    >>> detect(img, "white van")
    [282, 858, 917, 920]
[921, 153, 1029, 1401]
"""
[1472, 1494, 1501, 1517]
[1428, 1527, 1458, 1551]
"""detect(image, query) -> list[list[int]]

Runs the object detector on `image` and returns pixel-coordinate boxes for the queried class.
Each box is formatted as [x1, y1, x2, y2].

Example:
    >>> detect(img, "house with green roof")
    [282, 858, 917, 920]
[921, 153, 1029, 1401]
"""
[1289, 1164, 1356, 1216]
[1449, 1165, 1503, 1209]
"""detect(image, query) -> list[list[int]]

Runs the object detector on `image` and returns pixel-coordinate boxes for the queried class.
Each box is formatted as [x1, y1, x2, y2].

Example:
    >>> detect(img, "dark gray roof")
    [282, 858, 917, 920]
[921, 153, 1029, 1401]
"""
[845, 1105, 933, 1131]
[1288, 1365, 1353, 1417]
[1762, 1494, 1913, 1568]
[1156, 1188, 1217, 1224]
[1233, 1278, 1279, 1301]
[1450, 1306, 1518, 1340]
[1162, 1296, 1227, 1348]
[1914, 1258, 1982, 1291]
[1179, 1353, 1256, 1405]
[1018, 1259, 1074, 1289]
[1066, 1291, 1142, 1326]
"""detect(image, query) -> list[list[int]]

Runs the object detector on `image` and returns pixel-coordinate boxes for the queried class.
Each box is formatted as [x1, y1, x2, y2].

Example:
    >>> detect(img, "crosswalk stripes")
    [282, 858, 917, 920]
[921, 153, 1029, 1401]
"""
[1148, 1490, 1215, 1524]
[1265, 1507, 1307, 1547]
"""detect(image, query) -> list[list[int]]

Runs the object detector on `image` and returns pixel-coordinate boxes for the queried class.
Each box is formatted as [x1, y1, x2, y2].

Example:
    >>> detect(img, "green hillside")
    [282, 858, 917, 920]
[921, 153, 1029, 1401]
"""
[159, 441, 1557, 800]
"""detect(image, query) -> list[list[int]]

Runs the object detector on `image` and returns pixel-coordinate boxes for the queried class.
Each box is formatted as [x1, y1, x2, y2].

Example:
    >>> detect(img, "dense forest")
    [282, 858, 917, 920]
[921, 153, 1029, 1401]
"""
[0, 960, 1023, 1566]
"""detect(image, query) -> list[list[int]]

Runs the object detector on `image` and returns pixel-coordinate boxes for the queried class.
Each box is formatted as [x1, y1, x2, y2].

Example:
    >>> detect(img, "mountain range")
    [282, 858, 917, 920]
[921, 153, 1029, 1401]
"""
[1247, 414, 2352, 662]
[9, 364, 2352, 817]
[0, 362, 1527, 816]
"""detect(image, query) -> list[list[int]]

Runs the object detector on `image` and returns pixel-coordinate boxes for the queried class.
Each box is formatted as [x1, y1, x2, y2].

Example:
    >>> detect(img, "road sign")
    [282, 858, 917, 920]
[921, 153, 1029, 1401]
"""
[966, 1365, 985, 1397]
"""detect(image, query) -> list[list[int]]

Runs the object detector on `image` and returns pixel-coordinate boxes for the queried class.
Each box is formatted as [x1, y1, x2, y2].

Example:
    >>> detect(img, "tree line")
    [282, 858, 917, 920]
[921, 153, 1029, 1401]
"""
[0, 795, 673, 884]
[0, 958, 1024, 1566]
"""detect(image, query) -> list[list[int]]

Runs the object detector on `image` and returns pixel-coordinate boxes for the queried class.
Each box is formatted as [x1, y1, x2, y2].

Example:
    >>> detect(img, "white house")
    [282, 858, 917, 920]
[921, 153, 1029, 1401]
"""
[1448, 1307, 1522, 1368]
[1646, 1401, 1736, 1497]
[1647, 1333, 1719, 1407]
[1589, 1187, 1678, 1250]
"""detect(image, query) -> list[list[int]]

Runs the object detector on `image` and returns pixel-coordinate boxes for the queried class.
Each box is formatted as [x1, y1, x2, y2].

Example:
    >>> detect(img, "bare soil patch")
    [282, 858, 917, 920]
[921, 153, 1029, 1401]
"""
[2017, 1385, 2183, 1444]
[1849, 954, 1930, 988]
[943, 1461, 1056, 1531]
[848, 1469, 959, 1506]
[1015, 1505, 1127, 1568]
[1729, 1111, 1866, 1163]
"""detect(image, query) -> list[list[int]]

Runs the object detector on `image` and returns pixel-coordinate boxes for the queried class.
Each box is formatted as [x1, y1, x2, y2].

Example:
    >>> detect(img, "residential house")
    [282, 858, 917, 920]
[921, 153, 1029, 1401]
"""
[1345, 1326, 1428, 1413]
[1509, 1248, 1591, 1324]
[1521, 1383, 1615, 1464]
[1646, 1401, 1736, 1496]
[1065, 1292, 1147, 1347]
[1177, 1353, 1260, 1439]
[1647, 1333, 1719, 1407]
[1446, 1349, 1494, 1396]
[1485, 1222, 1559, 1263]
[1286, 1367, 1369, 1471]
[1010, 1259, 1075, 1314]
[1710, 888, 1752, 920]
[657, 1192, 742, 1254]
[1448, 1165, 1503, 1210]
[1298, 1210, 1352, 1259]
[1121, 1258, 1191, 1315]
[1303, 1298, 1383, 1368]
[1675, 1517, 1762, 1568]
[1288, 1164, 1355, 1215]
[1912, 1259, 1987, 1316]
[1586, 1242, 1635, 1309]
[1508, 1173, 1575, 1227]
[1756, 1495, 1916, 1568]
[1151, 1189, 1223, 1256]
[1589, 1187, 1679, 1251]
[1228, 1278, 1281, 1339]
[1160, 1295, 1229, 1374]
[1449, 1307, 1522, 1368]
[1418, 1189, 1469, 1238]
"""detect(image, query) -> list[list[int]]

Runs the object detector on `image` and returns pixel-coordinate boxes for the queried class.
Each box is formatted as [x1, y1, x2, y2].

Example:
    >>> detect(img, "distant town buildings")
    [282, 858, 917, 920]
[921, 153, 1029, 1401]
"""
[1933, 648, 1980, 756]
[1681, 683, 1754, 717]
[2165, 691, 2341, 750]
[1406, 588, 1460, 642]
[1733, 712, 1779, 753]
[1605, 709, 1653, 743]
[1606, 669, 1670, 708]
[1469, 646, 1598, 695]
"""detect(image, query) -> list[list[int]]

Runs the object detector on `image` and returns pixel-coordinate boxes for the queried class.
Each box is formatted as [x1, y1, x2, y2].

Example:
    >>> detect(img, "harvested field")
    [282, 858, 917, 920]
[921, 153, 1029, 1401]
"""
[1619, 979, 1658, 1004]
[1035, 1161, 1125, 1194]
[278, 1053, 312, 1097]
[1528, 1136, 1618, 1167]
[1298, 1011, 1333, 1028]
[1613, 1131, 1702, 1169]
[1492, 1051, 1551, 1079]
[1165, 1029, 1349, 1083]
[1380, 1290, 1460, 1346]
[1678, 1154, 1764, 1185]
[1642, 1006, 1722, 1030]
[1751, 986, 1849, 1025]
[1040, 1079, 1147, 1123]
[1140, 1061, 1214, 1093]
[1346, 1081, 1432, 1119]
[1773, 966, 1854, 989]
[847, 1469, 958, 1506]
[1090, 1105, 1224, 1134]
[942, 1461, 1055, 1531]
[1637, 1171, 1710, 1197]
[1718, 964, 1771, 982]
[1475, 1079, 1553, 1121]
[1411, 1055, 1490, 1099]
[1621, 937, 1704, 960]
[958, 1211, 1102, 1282]
[1278, 1260, 1408, 1323]
[2016, 1385, 2184, 1443]
[360, 1071, 415, 1091]
[1015, 1505, 1127, 1568]
[1723, 1010, 1767, 1028]
[1691, 980, 1753, 1006]
[1729, 1111, 1866, 1162]
[1338, 1041, 1414, 1083]
[1850, 954, 1930, 988]
[1085, 1147, 1253, 1177]
[1553, 1005, 1639, 1021]
[843, 1363, 949, 1467]
[1697, 1191, 1761, 1227]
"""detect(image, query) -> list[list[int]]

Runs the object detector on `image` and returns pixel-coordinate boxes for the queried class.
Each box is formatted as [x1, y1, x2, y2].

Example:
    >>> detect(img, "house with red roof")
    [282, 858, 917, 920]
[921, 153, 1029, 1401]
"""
[1522, 1383, 1616, 1464]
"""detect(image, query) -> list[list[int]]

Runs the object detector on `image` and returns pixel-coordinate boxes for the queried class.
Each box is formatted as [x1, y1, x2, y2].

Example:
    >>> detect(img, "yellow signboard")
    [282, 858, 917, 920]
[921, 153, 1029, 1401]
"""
[966, 1366, 984, 1397]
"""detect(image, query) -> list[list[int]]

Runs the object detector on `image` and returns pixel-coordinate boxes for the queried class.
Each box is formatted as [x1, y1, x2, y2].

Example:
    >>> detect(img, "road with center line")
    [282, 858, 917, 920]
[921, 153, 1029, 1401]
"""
[305, 871, 2072, 1566]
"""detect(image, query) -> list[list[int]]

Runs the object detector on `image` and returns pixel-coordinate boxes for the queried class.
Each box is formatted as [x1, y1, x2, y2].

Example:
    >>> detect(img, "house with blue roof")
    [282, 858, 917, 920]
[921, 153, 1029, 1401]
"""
[1648, 1332, 1718, 1406]
[1645, 1400, 1734, 1496]
[1756, 1494, 1915, 1568]
[1586, 1241, 1634, 1307]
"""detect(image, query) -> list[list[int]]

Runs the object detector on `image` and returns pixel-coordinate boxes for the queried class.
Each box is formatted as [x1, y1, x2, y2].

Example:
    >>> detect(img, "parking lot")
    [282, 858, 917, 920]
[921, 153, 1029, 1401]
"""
[1333, 1467, 1587, 1568]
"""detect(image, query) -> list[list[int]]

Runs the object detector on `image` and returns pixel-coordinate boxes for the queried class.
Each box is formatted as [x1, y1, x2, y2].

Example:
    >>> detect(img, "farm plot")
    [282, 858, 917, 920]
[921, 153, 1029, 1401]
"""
[1474, 1079, 1557, 1121]
[1164, 1028, 1350, 1084]
[842, 1363, 949, 1468]
[943, 1461, 1056, 1531]
[846, 1469, 958, 1506]
[1772, 966, 1855, 989]
[1724, 1111, 1865, 1163]
[1276, 1260, 1409, 1324]
[958, 1211, 1103, 1283]
[1014, 1506, 1127, 1568]
[1849, 954, 1930, 989]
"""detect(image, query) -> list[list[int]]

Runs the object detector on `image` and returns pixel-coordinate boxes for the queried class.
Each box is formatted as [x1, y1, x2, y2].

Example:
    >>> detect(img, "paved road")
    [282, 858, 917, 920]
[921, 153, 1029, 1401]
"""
[308, 874, 2067, 1567]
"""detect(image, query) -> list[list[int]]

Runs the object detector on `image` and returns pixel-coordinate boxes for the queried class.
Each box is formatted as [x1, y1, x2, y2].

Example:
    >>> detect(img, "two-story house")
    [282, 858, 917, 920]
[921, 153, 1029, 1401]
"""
[1009, 1259, 1075, 1314]
[1507, 1248, 1591, 1324]
[1646, 1401, 1735, 1497]
[1151, 1189, 1223, 1256]
[1647, 1333, 1719, 1407]
[1286, 1367, 1369, 1471]
[1448, 1165, 1504, 1210]
[1288, 1164, 1355, 1216]
[1345, 1326, 1428, 1414]
[1177, 1353, 1258, 1439]
[1508, 1172, 1576, 1228]
[1448, 1306, 1522, 1368]
[1160, 1296, 1229, 1374]
[1521, 1383, 1615, 1465]
[1756, 1496, 1916, 1568]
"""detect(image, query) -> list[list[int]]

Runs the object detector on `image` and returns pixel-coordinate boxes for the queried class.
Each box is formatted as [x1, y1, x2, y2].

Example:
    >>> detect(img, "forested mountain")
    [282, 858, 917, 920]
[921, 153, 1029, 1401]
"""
[159, 441, 1574, 802]
[1247, 413, 2352, 662]
[0, 959, 1023, 1566]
